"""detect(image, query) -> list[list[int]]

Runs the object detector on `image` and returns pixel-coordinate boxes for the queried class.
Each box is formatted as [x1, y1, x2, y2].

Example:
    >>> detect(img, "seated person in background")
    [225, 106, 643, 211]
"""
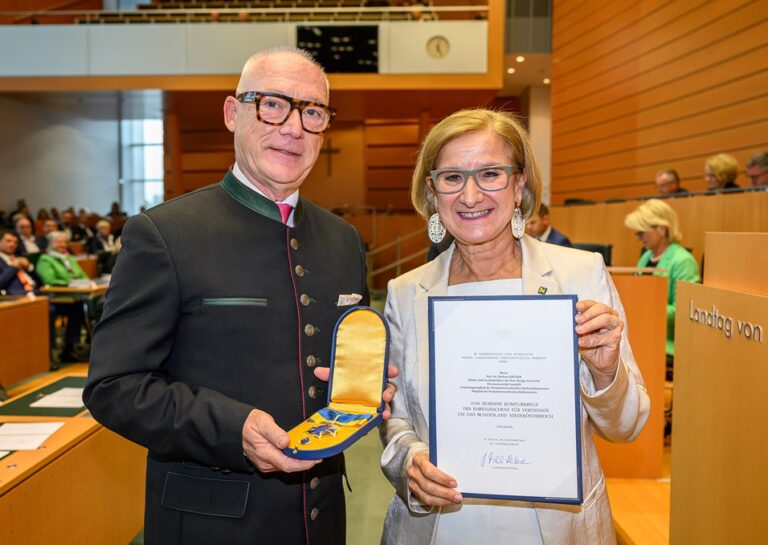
[0, 229, 40, 296]
[37, 231, 89, 286]
[14, 217, 45, 258]
[106, 201, 128, 232]
[746, 151, 768, 187]
[624, 199, 700, 377]
[87, 219, 120, 274]
[655, 168, 688, 195]
[40, 218, 58, 245]
[525, 202, 573, 247]
[7, 199, 32, 228]
[77, 209, 96, 240]
[59, 210, 87, 242]
[704, 153, 740, 191]
[35, 208, 50, 235]
[36, 230, 89, 363]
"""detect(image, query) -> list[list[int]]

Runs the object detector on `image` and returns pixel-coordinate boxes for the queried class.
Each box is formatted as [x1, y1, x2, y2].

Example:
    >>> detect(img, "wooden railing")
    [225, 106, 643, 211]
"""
[366, 228, 426, 286]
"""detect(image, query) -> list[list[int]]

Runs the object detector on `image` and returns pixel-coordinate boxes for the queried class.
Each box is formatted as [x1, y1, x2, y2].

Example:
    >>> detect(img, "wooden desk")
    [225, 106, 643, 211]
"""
[607, 478, 670, 545]
[39, 285, 108, 296]
[0, 296, 50, 386]
[0, 368, 146, 545]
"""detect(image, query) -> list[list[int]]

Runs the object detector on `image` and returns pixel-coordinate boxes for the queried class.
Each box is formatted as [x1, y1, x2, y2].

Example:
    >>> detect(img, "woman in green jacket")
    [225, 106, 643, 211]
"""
[37, 231, 89, 286]
[37, 230, 89, 362]
[624, 199, 700, 370]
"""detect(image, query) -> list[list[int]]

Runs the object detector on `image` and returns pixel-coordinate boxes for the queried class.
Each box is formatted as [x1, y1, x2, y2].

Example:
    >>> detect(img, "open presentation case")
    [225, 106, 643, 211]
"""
[284, 306, 389, 459]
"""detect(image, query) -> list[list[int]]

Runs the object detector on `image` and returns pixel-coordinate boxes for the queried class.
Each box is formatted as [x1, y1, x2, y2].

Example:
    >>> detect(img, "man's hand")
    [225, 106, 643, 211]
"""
[10, 256, 30, 270]
[313, 364, 399, 420]
[242, 409, 320, 473]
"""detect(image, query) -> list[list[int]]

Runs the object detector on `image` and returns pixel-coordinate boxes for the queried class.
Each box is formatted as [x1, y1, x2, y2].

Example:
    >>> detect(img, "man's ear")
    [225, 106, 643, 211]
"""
[223, 96, 238, 133]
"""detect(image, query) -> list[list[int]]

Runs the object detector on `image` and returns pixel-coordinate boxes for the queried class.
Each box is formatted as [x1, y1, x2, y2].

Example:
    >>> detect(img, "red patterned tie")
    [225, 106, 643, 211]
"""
[276, 202, 293, 225]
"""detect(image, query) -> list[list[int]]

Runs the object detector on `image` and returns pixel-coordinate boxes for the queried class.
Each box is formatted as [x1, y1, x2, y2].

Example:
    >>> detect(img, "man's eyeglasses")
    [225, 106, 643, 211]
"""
[236, 91, 337, 134]
[428, 165, 519, 194]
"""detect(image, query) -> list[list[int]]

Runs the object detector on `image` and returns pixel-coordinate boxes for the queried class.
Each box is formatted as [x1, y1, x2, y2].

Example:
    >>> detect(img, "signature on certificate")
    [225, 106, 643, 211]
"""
[480, 451, 532, 468]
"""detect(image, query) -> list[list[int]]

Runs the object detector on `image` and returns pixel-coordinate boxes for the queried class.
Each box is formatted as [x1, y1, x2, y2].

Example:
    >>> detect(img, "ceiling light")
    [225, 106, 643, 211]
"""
[515, 55, 525, 63]
[543, 78, 551, 85]
[506, 68, 516, 74]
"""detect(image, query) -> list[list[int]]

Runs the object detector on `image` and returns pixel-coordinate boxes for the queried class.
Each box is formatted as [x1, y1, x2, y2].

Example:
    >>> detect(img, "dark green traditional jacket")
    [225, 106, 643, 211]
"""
[84, 171, 368, 545]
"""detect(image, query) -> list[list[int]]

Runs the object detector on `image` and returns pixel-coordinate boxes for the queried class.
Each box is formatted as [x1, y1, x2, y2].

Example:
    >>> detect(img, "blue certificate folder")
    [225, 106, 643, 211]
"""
[428, 295, 583, 505]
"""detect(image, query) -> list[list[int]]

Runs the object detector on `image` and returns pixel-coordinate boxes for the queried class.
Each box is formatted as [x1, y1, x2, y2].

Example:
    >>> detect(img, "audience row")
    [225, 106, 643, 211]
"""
[655, 151, 767, 196]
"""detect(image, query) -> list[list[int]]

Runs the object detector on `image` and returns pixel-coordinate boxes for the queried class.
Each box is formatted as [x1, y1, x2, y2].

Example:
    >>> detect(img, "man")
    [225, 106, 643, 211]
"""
[746, 151, 768, 187]
[525, 203, 573, 247]
[655, 168, 688, 195]
[0, 229, 39, 296]
[84, 48, 392, 545]
[59, 210, 87, 242]
[13, 217, 46, 257]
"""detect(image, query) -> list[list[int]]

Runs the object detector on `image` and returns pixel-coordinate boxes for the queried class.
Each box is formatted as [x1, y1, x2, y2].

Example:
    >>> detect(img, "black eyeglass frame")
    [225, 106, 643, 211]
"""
[427, 165, 520, 194]
[236, 91, 337, 134]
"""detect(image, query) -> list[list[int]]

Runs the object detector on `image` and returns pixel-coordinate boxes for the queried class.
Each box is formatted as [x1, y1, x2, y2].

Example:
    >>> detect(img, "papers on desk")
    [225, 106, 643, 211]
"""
[68, 279, 95, 289]
[0, 422, 64, 450]
[0, 451, 10, 460]
[29, 387, 85, 409]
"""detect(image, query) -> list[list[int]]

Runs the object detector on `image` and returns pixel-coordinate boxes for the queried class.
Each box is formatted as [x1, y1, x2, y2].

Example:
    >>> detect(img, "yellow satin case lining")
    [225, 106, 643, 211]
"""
[330, 308, 387, 408]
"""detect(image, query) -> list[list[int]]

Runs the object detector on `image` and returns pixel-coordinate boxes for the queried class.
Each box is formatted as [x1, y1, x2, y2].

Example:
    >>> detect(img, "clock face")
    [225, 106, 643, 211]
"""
[426, 35, 450, 59]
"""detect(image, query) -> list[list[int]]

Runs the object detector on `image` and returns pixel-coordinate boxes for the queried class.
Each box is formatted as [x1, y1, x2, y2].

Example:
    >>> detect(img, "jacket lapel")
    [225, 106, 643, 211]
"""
[521, 235, 561, 296]
[412, 245, 453, 433]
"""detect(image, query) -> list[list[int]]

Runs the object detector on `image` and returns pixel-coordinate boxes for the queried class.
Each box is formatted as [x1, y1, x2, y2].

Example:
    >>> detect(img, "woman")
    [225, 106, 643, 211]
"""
[704, 153, 740, 191]
[37, 230, 89, 286]
[624, 199, 700, 369]
[380, 109, 649, 545]
[37, 230, 89, 363]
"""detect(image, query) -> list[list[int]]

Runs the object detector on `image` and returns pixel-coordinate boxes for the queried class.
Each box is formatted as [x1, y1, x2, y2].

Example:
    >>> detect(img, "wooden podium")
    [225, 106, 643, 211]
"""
[670, 233, 768, 544]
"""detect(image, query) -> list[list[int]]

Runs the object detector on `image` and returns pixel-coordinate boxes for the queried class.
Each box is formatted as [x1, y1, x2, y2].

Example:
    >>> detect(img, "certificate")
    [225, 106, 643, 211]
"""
[428, 295, 582, 504]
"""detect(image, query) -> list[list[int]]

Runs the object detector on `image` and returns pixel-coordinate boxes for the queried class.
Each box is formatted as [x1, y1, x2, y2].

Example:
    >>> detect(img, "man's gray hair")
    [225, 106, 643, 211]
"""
[236, 47, 329, 98]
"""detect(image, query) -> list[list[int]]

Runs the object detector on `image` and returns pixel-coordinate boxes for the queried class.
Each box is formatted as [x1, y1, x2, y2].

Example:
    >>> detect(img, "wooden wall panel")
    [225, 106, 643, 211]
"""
[364, 120, 423, 210]
[551, 0, 768, 203]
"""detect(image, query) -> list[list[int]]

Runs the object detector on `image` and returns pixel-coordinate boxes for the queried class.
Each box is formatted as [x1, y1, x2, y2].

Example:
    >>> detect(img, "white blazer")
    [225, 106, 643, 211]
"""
[379, 235, 650, 545]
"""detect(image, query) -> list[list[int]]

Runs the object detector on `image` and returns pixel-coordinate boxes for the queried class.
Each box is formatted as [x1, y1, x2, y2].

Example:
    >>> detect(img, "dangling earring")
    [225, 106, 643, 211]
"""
[511, 206, 525, 239]
[428, 212, 446, 243]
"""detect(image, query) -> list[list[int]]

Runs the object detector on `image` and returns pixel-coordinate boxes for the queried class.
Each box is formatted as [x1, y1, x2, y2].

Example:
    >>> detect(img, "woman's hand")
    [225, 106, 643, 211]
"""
[407, 453, 462, 506]
[575, 299, 623, 390]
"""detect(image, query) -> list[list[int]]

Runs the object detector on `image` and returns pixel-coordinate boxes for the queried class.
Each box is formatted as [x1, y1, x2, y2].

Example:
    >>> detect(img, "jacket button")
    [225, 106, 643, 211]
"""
[300, 293, 310, 306]
[306, 355, 317, 367]
[290, 238, 299, 250]
[295, 265, 305, 277]
[304, 324, 316, 336]
[310, 507, 319, 521]
[310, 477, 320, 489]
[308, 386, 317, 399]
